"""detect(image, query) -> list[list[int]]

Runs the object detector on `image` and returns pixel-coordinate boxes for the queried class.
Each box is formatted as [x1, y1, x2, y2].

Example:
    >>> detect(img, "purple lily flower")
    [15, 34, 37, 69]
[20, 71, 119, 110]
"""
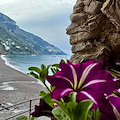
[107, 96, 120, 120]
[31, 98, 55, 119]
[100, 88, 120, 120]
[98, 96, 117, 120]
[46, 60, 118, 119]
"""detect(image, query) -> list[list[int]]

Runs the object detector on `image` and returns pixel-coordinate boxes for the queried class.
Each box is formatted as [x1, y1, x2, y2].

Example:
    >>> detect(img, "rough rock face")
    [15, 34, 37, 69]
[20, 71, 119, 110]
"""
[101, 0, 120, 31]
[66, 0, 120, 65]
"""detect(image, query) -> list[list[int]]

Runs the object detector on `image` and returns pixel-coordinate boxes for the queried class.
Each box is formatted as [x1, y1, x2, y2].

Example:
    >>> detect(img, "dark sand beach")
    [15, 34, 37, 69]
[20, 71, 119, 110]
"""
[0, 55, 50, 120]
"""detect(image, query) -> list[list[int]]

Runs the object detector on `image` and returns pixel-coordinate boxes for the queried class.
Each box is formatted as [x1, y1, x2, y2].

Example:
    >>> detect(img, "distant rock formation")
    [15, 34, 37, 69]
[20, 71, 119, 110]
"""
[66, 0, 120, 65]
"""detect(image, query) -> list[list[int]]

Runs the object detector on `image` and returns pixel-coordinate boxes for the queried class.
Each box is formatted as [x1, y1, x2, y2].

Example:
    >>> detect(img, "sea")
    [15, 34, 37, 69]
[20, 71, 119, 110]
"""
[1, 54, 71, 74]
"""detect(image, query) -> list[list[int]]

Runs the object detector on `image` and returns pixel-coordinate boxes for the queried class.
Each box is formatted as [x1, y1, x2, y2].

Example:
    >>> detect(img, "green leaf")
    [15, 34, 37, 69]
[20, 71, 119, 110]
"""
[29, 116, 35, 120]
[87, 111, 93, 120]
[69, 92, 77, 103]
[50, 85, 55, 91]
[41, 64, 46, 70]
[42, 93, 54, 108]
[67, 92, 77, 113]
[52, 107, 71, 120]
[15, 115, 28, 120]
[51, 68, 55, 74]
[28, 67, 41, 74]
[66, 102, 74, 115]
[53, 100, 70, 116]
[28, 72, 39, 78]
[73, 100, 94, 120]
[51, 68, 59, 74]
[52, 63, 59, 68]
[53, 93, 77, 119]
[93, 108, 102, 120]
[40, 69, 48, 77]
[39, 68, 48, 83]
[40, 91, 48, 97]
[47, 65, 51, 69]
[61, 59, 66, 63]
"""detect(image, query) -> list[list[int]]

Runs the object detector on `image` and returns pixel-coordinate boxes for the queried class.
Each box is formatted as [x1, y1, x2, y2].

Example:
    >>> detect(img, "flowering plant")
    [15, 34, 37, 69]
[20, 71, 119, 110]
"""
[28, 60, 120, 120]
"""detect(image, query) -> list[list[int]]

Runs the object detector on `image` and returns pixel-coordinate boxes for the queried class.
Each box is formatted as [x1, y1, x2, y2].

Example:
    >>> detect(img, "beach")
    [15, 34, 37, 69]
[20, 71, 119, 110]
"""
[0, 55, 49, 120]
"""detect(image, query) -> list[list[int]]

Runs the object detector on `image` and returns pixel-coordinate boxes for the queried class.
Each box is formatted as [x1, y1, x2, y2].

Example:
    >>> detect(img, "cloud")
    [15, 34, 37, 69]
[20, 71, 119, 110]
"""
[0, 0, 15, 5]
[0, 0, 75, 21]
[0, 0, 76, 54]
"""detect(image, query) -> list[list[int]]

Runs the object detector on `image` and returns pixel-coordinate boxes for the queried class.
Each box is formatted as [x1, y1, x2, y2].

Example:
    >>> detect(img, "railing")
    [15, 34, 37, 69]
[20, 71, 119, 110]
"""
[0, 98, 40, 120]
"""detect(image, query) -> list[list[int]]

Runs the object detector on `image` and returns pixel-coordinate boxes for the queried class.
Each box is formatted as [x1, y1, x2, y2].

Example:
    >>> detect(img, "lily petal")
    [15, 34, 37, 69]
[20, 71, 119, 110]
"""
[81, 91, 97, 105]
[108, 96, 120, 120]
[51, 88, 74, 101]
[69, 64, 78, 90]
[81, 79, 107, 89]
[31, 99, 53, 118]
[78, 63, 97, 89]
[46, 75, 72, 88]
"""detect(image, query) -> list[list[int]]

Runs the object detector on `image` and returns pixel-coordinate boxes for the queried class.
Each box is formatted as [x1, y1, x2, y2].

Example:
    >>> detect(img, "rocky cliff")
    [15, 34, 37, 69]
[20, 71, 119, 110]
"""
[0, 13, 66, 55]
[66, 0, 120, 65]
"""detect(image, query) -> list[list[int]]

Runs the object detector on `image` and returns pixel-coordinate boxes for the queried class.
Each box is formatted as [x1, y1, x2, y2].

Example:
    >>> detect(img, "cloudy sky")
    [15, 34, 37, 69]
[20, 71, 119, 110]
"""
[0, 0, 76, 54]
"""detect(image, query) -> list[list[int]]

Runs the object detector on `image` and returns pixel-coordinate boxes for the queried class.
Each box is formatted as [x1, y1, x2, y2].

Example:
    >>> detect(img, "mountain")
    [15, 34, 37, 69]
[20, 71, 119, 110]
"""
[0, 13, 66, 55]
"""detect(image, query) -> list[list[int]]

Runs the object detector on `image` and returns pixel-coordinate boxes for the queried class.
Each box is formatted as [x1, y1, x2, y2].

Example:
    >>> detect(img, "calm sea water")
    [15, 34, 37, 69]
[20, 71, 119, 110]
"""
[1, 54, 70, 74]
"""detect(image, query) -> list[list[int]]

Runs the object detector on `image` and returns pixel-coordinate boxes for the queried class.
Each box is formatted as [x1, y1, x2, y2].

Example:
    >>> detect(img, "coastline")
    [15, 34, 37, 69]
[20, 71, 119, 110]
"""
[0, 54, 46, 103]
[0, 55, 50, 120]
[1, 54, 24, 74]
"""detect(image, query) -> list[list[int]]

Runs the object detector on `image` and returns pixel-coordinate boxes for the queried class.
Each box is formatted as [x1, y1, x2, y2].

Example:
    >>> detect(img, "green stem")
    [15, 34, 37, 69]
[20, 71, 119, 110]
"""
[44, 83, 51, 92]
[71, 115, 74, 120]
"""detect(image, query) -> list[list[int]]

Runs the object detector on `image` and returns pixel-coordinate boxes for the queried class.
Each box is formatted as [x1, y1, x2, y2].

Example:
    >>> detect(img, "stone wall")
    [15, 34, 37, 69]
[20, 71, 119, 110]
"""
[66, 0, 120, 65]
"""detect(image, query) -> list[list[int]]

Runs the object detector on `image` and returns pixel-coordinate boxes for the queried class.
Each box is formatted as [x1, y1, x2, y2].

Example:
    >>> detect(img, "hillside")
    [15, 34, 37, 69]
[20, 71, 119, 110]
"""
[0, 13, 66, 55]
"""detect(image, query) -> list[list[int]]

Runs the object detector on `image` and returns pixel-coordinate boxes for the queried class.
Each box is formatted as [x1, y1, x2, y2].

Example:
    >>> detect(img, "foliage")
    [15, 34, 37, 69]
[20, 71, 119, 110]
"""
[15, 116, 28, 120]
[15, 116, 36, 120]
[28, 60, 120, 120]
[28, 59, 63, 92]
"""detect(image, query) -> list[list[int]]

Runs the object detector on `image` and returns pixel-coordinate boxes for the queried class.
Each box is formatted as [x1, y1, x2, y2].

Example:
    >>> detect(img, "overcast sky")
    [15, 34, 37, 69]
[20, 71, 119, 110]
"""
[0, 0, 76, 54]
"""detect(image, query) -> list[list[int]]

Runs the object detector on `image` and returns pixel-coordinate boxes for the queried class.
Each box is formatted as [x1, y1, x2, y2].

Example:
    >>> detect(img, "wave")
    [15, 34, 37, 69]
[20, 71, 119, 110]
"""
[1, 54, 25, 73]
[1, 54, 70, 74]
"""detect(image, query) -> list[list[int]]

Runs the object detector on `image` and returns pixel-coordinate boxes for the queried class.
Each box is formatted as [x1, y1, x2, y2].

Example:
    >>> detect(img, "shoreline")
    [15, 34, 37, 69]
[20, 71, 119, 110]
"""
[0, 55, 38, 83]
[0, 55, 50, 119]
[0, 54, 46, 103]
[1, 54, 24, 74]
